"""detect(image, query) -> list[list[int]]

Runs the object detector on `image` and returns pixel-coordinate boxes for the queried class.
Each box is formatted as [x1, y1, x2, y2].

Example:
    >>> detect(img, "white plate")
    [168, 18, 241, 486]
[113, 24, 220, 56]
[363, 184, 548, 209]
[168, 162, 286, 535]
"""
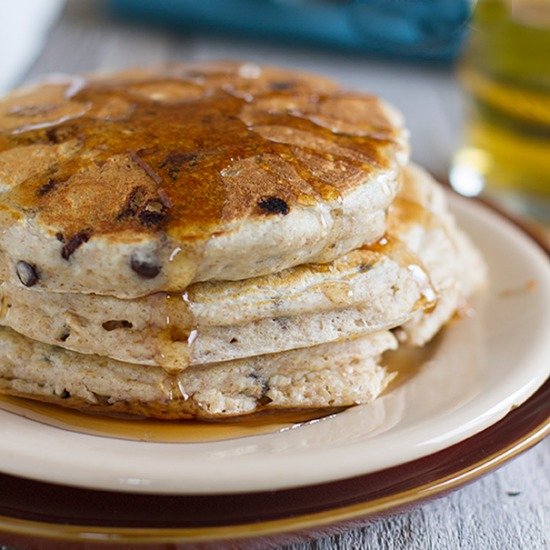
[0, 194, 548, 494]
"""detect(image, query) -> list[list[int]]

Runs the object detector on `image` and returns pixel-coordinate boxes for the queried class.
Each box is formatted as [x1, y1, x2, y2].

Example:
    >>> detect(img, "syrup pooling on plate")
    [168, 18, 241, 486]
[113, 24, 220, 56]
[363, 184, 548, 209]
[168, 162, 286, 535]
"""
[381, 192, 442, 312]
[0, 393, 342, 442]
[383, 330, 443, 391]
[0, 332, 443, 441]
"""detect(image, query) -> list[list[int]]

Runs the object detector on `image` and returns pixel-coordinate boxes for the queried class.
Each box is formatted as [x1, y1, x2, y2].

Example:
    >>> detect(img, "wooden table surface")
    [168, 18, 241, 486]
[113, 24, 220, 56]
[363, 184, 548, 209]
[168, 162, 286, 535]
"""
[14, 2, 550, 549]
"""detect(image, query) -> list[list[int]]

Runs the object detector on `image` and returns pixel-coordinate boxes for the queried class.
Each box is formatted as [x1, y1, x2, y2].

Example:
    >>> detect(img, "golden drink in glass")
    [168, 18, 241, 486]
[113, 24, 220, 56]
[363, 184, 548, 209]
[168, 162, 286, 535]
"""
[451, 0, 550, 223]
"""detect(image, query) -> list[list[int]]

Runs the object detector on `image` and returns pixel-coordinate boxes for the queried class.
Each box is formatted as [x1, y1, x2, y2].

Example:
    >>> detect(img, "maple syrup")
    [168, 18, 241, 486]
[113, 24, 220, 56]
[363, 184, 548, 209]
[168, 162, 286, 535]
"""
[0, 68, 392, 243]
[383, 331, 442, 391]
[0, 393, 342, 443]
[0, 65, 439, 418]
[366, 235, 437, 314]
[149, 292, 197, 372]
[0, 64, 404, 371]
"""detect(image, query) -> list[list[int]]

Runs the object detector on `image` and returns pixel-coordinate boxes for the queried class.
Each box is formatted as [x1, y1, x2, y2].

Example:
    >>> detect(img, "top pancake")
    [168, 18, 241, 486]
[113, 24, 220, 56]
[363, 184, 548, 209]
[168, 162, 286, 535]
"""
[0, 61, 408, 297]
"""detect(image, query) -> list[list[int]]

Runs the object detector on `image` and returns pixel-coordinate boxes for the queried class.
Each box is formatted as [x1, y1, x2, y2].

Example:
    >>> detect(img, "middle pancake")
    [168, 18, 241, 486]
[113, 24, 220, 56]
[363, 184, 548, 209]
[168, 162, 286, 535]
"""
[0, 166, 479, 371]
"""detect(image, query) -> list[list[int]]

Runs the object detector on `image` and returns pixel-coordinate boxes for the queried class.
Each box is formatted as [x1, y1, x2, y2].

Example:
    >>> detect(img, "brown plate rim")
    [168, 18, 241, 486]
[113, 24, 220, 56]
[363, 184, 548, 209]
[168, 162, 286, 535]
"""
[0, 379, 547, 545]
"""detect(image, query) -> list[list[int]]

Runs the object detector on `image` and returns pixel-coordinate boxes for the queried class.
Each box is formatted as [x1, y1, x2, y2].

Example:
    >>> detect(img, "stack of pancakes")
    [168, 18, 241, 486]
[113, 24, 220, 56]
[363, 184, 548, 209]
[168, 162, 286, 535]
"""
[0, 62, 485, 419]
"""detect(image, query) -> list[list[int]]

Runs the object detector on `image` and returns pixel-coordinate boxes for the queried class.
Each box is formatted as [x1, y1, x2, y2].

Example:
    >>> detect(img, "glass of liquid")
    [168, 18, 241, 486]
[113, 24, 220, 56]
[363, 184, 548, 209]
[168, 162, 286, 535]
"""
[450, 0, 550, 224]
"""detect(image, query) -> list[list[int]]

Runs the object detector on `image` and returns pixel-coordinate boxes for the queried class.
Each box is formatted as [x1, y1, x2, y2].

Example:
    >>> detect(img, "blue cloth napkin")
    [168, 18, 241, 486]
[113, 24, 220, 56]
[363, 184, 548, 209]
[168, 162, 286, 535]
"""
[108, 0, 471, 62]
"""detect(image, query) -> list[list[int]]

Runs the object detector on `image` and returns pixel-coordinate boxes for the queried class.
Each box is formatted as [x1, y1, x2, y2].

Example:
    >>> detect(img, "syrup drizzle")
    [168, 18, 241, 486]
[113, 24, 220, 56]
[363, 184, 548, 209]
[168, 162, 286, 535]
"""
[368, 236, 437, 313]
[0, 185, 440, 373]
[0, 67, 394, 243]
[0, 65, 435, 375]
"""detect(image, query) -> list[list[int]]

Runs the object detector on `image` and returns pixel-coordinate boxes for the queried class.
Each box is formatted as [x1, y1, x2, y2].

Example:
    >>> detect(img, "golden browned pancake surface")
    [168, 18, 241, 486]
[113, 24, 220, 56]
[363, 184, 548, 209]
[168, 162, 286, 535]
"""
[0, 62, 407, 297]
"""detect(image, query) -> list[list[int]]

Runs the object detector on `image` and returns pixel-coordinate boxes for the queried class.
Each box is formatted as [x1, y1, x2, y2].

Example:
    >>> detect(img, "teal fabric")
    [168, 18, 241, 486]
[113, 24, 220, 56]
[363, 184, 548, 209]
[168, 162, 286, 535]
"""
[108, 0, 471, 62]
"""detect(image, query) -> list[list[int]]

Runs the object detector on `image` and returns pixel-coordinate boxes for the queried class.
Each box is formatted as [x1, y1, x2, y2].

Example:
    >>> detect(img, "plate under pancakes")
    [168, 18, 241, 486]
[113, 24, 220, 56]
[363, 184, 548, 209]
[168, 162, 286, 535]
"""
[0, 191, 547, 492]
[0, 61, 408, 298]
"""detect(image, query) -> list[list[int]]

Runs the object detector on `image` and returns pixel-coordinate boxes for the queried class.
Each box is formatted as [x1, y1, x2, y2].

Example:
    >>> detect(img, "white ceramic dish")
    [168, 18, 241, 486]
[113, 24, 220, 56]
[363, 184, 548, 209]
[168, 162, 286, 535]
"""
[0, 193, 548, 495]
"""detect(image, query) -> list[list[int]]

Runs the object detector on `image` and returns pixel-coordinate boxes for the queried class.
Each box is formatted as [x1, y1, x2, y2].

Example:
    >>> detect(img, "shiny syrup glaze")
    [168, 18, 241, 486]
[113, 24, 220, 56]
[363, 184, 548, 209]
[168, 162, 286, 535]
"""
[0, 64, 404, 371]
[0, 65, 431, 375]
[0, 65, 396, 241]
[0, 184, 440, 373]
[368, 235, 437, 314]
[0, 195, 440, 374]
[0, 393, 344, 442]
[158, 191, 439, 370]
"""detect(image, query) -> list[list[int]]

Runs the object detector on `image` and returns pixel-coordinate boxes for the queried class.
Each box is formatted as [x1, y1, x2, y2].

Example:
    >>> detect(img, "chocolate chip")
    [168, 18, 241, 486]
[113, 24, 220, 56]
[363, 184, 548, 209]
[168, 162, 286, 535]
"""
[55, 232, 65, 242]
[138, 200, 168, 227]
[118, 188, 170, 226]
[16, 261, 40, 287]
[46, 127, 61, 143]
[257, 395, 273, 406]
[45, 125, 75, 144]
[130, 253, 161, 279]
[59, 389, 71, 399]
[249, 372, 271, 404]
[159, 151, 198, 180]
[61, 230, 91, 260]
[117, 186, 146, 220]
[270, 81, 295, 91]
[37, 177, 59, 196]
[102, 320, 133, 331]
[258, 196, 289, 215]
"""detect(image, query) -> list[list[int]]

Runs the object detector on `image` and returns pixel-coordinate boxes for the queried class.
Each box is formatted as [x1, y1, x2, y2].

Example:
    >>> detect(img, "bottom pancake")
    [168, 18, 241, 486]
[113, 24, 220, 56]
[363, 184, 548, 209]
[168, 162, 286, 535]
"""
[0, 326, 396, 419]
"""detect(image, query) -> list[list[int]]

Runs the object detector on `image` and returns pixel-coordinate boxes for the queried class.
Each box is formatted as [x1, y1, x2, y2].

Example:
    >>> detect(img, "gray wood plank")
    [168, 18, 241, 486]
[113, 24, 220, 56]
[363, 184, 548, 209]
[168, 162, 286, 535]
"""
[289, 440, 549, 550]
